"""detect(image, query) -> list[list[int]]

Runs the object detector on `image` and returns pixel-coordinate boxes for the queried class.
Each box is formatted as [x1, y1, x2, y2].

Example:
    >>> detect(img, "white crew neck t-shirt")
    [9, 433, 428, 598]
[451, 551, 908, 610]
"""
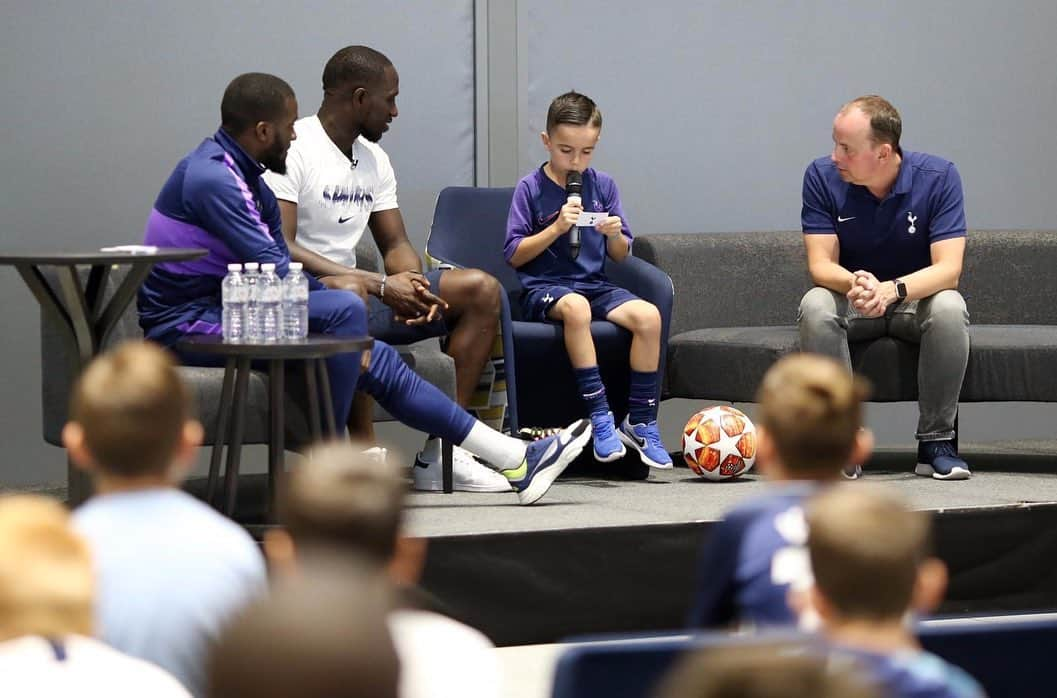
[264, 115, 399, 269]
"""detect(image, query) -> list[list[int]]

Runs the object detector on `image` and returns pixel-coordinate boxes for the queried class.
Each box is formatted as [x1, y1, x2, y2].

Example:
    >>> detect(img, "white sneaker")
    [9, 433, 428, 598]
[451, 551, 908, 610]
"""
[413, 444, 512, 493]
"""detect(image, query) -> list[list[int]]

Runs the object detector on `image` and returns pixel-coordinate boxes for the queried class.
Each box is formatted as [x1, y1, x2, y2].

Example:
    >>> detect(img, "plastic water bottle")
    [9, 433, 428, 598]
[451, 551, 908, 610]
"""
[221, 264, 246, 342]
[258, 263, 282, 343]
[243, 262, 261, 341]
[282, 262, 310, 340]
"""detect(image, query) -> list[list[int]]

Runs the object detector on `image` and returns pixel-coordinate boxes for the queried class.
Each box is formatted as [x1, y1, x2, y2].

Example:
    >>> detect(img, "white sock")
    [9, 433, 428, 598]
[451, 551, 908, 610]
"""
[459, 422, 527, 472]
[418, 436, 440, 463]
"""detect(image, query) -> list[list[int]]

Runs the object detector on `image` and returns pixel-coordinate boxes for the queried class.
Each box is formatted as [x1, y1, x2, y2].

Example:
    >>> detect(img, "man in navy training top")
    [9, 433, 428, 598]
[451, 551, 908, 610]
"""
[137, 72, 589, 505]
[688, 353, 873, 629]
[799, 95, 970, 481]
[264, 45, 508, 494]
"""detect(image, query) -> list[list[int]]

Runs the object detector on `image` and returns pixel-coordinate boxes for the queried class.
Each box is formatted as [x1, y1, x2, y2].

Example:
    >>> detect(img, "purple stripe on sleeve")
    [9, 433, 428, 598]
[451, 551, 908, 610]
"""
[178, 319, 223, 336]
[222, 152, 272, 240]
[143, 209, 235, 276]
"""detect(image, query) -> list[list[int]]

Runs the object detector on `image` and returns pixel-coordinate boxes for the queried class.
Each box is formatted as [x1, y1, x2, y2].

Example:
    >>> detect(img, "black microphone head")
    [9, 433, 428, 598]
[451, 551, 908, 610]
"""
[565, 170, 582, 196]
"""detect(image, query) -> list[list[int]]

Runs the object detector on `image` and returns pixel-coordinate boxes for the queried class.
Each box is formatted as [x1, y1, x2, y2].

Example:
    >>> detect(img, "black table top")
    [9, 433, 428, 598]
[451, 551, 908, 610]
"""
[0, 247, 206, 266]
[177, 333, 373, 359]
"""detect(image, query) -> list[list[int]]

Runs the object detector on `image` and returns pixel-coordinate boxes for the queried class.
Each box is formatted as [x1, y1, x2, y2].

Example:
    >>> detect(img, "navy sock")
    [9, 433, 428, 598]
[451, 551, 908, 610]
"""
[357, 341, 476, 443]
[628, 369, 659, 425]
[574, 366, 610, 419]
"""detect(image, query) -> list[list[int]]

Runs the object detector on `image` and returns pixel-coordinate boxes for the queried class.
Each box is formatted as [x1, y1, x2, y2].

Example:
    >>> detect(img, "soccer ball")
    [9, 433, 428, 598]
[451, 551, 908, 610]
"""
[682, 406, 757, 480]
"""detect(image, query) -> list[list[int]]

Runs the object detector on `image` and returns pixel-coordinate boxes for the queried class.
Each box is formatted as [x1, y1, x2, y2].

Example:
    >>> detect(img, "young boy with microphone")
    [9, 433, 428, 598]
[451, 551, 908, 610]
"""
[505, 91, 670, 468]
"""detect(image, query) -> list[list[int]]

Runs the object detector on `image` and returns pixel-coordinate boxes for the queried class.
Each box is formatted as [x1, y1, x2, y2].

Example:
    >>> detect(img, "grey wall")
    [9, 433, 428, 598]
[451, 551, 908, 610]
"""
[519, 1, 1057, 232]
[0, 1, 474, 487]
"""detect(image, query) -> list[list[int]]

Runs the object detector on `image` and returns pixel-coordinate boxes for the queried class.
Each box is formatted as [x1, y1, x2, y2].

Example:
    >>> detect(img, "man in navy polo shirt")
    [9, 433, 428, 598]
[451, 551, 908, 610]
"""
[798, 95, 970, 480]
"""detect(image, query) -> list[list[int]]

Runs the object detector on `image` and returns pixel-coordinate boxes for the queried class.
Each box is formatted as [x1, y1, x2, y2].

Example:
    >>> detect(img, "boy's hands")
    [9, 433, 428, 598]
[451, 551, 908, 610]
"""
[596, 216, 623, 237]
[557, 199, 583, 233]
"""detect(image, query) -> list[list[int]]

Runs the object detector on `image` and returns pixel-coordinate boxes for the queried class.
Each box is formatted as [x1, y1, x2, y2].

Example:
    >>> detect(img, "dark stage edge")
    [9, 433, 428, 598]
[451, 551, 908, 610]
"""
[408, 450, 1057, 647]
[51, 448, 1057, 647]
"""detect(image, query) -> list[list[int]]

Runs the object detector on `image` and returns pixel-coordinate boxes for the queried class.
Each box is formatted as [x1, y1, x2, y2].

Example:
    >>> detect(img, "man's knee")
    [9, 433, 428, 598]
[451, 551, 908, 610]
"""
[925, 290, 969, 327]
[310, 289, 368, 336]
[798, 286, 840, 326]
[442, 268, 502, 314]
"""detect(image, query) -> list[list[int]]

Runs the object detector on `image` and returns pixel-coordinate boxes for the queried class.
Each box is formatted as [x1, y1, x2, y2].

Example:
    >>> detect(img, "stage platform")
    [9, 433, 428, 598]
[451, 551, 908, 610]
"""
[411, 447, 1057, 646]
[12, 443, 1057, 648]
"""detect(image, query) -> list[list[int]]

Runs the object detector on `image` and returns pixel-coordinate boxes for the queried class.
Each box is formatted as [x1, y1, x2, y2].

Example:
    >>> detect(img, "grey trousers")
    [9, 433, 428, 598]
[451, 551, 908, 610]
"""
[797, 287, 970, 441]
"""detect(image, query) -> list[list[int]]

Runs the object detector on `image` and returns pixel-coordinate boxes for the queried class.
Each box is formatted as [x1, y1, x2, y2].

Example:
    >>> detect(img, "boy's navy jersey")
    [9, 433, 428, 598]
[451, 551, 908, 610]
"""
[504, 165, 632, 290]
[801, 150, 967, 283]
[688, 483, 820, 629]
[138, 128, 322, 346]
[834, 646, 986, 698]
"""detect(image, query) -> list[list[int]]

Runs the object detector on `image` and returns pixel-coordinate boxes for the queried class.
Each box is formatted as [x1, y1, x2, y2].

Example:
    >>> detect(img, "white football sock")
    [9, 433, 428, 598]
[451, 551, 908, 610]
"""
[459, 422, 527, 472]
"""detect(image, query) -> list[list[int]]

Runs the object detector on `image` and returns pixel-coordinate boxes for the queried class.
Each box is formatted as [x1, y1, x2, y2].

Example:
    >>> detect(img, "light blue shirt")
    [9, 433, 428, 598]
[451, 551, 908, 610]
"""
[73, 489, 266, 697]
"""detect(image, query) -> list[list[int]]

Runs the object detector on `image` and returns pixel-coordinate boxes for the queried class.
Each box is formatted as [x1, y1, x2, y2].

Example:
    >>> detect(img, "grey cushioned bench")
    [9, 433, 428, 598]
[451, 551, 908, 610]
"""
[633, 230, 1057, 404]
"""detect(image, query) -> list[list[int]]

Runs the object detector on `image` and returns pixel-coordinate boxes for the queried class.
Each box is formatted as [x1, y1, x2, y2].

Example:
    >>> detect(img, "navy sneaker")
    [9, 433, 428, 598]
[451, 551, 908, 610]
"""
[591, 411, 626, 462]
[618, 416, 673, 469]
[842, 464, 863, 480]
[501, 419, 592, 505]
[915, 440, 971, 480]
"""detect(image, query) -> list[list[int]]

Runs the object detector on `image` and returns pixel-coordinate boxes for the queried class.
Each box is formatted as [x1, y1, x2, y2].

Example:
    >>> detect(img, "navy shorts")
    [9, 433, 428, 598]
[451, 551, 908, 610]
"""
[367, 268, 451, 344]
[520, 280, 639, 323]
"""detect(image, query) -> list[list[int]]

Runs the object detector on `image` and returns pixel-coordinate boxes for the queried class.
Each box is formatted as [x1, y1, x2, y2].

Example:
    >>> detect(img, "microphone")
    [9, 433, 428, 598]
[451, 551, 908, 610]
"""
[566, 171, 583, 259]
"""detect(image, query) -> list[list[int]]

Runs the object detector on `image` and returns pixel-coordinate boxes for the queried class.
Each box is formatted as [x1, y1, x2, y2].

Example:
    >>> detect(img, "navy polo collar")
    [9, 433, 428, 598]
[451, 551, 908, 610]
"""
[213, 127, 267, 182]
[890, 149, 914, 196]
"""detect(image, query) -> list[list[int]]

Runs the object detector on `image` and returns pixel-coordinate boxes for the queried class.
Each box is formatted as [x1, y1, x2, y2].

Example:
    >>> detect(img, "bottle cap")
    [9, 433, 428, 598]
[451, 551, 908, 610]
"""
[244, 262, 260, 270]
[261, 263, 276, 271]
[289, 262, 303, 271]
[227, 263, 242, 272]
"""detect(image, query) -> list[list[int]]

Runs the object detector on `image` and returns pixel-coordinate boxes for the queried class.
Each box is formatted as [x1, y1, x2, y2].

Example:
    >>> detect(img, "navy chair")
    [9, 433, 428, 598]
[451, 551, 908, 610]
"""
[425, 186, 674, 471]
[550, 632, 810, 698]
[917, 613, 1057, 697]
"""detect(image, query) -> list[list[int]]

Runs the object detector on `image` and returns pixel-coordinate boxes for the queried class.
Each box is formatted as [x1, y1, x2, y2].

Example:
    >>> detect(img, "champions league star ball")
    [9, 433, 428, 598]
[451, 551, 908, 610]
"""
[682, 406, 757, 480]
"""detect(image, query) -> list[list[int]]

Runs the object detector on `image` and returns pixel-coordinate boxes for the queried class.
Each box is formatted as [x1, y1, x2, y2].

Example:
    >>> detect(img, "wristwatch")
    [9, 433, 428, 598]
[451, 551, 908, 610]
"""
[894, 278, 908, 301]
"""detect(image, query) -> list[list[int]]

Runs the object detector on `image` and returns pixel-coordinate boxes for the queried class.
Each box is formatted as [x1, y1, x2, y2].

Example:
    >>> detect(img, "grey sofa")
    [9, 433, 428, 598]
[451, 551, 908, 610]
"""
[633, 230, 1057, 404]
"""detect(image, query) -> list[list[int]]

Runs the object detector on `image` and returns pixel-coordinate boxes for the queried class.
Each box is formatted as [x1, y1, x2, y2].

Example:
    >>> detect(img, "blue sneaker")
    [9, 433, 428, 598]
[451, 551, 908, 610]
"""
[915, 440, 971, 480]
[501, 419, 592, 505]
[592, 412, 626, 462]
[618, 416, 673, 469]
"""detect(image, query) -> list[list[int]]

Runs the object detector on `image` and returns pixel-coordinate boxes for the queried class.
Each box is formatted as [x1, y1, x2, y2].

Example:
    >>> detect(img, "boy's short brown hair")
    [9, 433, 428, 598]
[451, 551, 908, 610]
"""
[755, 354, 870, 475]
[807, 485, 931, 620]
[69, 340, 191, 477]
[279, 442, 408, 563]
[0, 495, 93, 640]
[546, 91, 603, 133]
[656, 643, 879, 698]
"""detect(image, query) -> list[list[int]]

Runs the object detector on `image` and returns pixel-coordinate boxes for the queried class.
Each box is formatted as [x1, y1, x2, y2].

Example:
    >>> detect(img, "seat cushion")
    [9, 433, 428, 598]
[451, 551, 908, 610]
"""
[666, 325, 1057, 403]
[512, 319, 632, 428]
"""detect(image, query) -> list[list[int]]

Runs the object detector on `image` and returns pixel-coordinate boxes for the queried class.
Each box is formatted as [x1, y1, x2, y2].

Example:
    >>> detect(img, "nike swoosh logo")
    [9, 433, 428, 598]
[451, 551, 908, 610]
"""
[338, 216, 354, 224]
[837, 216, 855, 223]
[412, 457, 431, 470]
[501, 460, 527, 480]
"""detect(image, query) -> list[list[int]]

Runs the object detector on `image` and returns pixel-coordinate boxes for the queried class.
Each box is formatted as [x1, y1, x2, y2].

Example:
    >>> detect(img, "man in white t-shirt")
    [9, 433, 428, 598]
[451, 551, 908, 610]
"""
[264, 45, 507, 494]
